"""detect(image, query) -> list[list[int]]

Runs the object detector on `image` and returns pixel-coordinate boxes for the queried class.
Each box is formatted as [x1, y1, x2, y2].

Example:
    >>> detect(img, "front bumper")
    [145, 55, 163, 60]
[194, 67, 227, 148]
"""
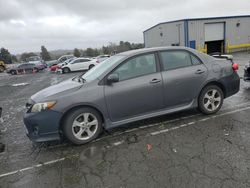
[23, 110, 62, 142]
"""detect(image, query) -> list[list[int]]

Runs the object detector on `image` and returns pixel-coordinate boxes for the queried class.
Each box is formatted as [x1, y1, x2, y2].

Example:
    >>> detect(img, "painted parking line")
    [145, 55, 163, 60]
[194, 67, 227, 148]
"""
[150, 105, 250, 136]
[0, 155, 79, 178]
[1, 104, 250, 179]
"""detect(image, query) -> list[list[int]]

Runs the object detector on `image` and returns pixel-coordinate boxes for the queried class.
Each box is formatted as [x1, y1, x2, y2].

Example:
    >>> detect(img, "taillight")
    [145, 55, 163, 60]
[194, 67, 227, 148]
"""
[232, 63, 239, 71]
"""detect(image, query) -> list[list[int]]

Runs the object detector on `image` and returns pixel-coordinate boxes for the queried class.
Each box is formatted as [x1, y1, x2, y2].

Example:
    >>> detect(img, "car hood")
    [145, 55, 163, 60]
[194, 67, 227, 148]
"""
[31, 78, 82, 102]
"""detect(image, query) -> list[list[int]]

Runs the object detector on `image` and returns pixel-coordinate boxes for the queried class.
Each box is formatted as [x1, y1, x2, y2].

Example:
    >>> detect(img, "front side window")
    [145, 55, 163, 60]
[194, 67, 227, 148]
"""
[160, 51, 192, 71]
[79, 59, 90, 63]
[113, 54, 157, 81]
[72, 59, 81, 64]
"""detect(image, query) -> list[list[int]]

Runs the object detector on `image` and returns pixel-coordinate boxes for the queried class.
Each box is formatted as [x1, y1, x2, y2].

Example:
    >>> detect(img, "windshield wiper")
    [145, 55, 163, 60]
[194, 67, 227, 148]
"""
[77, 76, 86, 83]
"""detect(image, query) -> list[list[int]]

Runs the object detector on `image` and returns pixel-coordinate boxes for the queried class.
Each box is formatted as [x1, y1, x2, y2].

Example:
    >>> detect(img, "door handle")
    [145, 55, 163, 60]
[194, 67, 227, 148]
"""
[150, 78, 161, 84]
[195, 69, 205, 74]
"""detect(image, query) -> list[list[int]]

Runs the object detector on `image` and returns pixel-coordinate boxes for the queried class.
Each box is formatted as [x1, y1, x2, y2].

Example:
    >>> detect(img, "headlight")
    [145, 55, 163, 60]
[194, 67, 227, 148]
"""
[30, 101, 56, 113]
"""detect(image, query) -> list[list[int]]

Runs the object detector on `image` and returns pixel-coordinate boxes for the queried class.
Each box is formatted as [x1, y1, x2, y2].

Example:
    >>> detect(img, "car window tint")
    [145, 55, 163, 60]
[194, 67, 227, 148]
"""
[19, 64, 27, 68]
[160, 51, 192, 71]
[191, 54, 202, 65]
[113, 54, 157, 81]
[80, 59, 90, 62]
[72, 60, 80, 64]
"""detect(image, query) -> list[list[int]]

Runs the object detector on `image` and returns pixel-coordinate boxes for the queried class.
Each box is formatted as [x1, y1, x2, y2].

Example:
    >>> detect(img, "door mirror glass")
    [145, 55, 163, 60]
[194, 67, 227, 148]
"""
[107, 73, 119, 84]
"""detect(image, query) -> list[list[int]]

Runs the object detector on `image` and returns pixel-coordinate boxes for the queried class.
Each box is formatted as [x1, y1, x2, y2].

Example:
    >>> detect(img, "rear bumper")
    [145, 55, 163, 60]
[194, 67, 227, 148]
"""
[23, 110, 62, 142]
[219, 72, 240, 98]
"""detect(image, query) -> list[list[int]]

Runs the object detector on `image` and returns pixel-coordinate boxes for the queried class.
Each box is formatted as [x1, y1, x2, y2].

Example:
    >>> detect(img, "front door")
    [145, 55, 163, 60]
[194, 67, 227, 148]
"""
[104, 53, 164, 122]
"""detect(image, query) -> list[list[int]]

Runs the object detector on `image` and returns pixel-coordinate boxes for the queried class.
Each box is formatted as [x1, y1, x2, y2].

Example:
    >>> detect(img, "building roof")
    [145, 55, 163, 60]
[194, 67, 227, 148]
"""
[143, 15, 250, 33]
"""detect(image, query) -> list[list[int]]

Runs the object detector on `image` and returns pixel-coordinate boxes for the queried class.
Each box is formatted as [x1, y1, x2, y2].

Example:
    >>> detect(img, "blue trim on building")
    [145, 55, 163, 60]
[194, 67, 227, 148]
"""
[143, 15, 250, 33]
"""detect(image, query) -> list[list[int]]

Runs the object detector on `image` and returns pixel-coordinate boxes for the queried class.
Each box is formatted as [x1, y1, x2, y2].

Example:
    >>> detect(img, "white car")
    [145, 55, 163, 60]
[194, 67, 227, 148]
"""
[61, 58, 97, 73]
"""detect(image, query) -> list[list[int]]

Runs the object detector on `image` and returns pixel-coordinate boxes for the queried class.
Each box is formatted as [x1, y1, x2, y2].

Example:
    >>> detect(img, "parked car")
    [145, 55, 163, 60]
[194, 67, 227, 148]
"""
[94, 55, 110, 63]
[7, 63, 38, 75]
[50, 57, 76, 72]
[27, 56, 47, 70]
[211, 53, 234, 63]
[61, 57, 97, 73]
[24, 47, 240, 145]
[58, 55, 75, 64]
[244, 61, 250, 82]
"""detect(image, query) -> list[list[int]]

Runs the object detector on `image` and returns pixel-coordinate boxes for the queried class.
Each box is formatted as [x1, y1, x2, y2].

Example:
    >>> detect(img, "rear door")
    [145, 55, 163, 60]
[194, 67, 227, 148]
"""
[70, 59, 89, 71]
[159, 50, 208, 108]
[77, 59, 91, 70]
[104, 53, 165, 122]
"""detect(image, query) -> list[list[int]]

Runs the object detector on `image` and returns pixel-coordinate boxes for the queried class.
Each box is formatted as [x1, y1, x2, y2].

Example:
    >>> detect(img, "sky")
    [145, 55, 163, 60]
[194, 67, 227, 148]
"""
[0, 0, 250, 54]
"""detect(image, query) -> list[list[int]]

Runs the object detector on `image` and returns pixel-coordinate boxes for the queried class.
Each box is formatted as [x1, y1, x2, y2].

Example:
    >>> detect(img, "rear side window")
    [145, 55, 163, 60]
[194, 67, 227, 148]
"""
[113, 54, 157, 81]
[160, 51, 192, 71]
[191, 54, 202, 65]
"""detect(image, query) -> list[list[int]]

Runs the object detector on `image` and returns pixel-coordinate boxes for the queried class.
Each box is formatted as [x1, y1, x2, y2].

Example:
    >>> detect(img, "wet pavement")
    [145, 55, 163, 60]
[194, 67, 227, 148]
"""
[0, 52, 250, 188]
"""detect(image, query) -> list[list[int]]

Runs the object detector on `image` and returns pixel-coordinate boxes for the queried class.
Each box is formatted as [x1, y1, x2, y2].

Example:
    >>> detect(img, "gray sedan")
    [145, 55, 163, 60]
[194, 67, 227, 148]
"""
[24, 47, 240, 144]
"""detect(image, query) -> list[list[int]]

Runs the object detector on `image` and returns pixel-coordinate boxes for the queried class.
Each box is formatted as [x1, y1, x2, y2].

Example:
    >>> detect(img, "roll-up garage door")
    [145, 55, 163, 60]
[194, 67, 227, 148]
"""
[205, 23, 224, 42]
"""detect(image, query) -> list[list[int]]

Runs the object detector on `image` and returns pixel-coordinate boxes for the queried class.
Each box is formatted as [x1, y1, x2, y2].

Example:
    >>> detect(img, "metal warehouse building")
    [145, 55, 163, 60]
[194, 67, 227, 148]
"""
[143, 15, 250, 54]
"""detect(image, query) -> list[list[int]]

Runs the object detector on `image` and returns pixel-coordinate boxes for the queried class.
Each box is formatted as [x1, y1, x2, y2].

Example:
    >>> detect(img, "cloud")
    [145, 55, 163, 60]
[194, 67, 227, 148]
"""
[0, 0, 249, 53]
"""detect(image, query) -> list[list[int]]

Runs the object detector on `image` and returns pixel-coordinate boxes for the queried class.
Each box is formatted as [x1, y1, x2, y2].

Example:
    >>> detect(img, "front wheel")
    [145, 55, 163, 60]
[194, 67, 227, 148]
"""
[89, 64, 95, 70]
[62, 67, 70, 74]
[63, 108, 103, 145]
[198, 85, 224, 115]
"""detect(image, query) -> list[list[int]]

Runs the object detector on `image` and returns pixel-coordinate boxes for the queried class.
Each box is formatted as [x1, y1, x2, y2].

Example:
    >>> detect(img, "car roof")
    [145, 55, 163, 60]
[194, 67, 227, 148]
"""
[118, 46, 194, 56]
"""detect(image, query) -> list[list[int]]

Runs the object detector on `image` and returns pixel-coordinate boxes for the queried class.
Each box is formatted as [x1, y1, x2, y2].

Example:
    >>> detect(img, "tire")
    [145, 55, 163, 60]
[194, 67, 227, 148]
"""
[34, 68, 39, 73]
[89, 64, 95, 70]
[62, 67, 70, 74]
[62, 107, 103, 145]
[198, 85, 224, 115]
[10, 70, 16, 75]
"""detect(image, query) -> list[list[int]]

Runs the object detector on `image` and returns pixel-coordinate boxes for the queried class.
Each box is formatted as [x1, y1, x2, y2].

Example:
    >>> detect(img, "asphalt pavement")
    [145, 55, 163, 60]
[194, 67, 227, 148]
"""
[0, 52, 250, 188]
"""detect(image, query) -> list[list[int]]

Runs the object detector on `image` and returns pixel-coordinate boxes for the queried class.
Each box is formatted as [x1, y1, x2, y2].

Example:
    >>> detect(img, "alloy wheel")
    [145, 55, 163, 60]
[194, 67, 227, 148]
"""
[203, 89, 222, 112]
[72, 113, 98, 140]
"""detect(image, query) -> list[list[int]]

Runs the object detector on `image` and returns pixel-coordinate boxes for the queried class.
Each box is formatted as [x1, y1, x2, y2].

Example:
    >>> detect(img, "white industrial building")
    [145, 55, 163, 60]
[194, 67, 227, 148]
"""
[143, 15, 250, 54]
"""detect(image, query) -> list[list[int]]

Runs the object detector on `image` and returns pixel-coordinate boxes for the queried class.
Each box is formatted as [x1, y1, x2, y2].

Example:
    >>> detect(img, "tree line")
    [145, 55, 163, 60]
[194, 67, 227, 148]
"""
[0, 41, 144, 63]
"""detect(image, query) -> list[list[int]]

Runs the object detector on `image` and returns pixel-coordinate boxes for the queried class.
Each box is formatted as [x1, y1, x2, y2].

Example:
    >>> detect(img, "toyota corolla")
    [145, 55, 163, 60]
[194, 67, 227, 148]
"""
[24, 47, 240, 145]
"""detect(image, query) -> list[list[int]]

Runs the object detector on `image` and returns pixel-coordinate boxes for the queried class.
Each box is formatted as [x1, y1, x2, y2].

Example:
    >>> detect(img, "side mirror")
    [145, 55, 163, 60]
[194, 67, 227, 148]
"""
[107, 73, 119, 84]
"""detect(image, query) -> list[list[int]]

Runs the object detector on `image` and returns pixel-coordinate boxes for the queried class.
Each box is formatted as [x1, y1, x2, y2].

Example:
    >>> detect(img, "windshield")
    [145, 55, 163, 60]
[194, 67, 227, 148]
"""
[81, 55, 124, 82]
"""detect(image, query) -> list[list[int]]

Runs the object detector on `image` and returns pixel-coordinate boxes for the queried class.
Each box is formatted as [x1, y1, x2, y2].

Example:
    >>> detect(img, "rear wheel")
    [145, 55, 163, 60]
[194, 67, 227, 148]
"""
[62, 67, 70, 74]
[89, 64, 95, 70]
[63, 107, 103, 145]
[198, 85, 224, 114]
